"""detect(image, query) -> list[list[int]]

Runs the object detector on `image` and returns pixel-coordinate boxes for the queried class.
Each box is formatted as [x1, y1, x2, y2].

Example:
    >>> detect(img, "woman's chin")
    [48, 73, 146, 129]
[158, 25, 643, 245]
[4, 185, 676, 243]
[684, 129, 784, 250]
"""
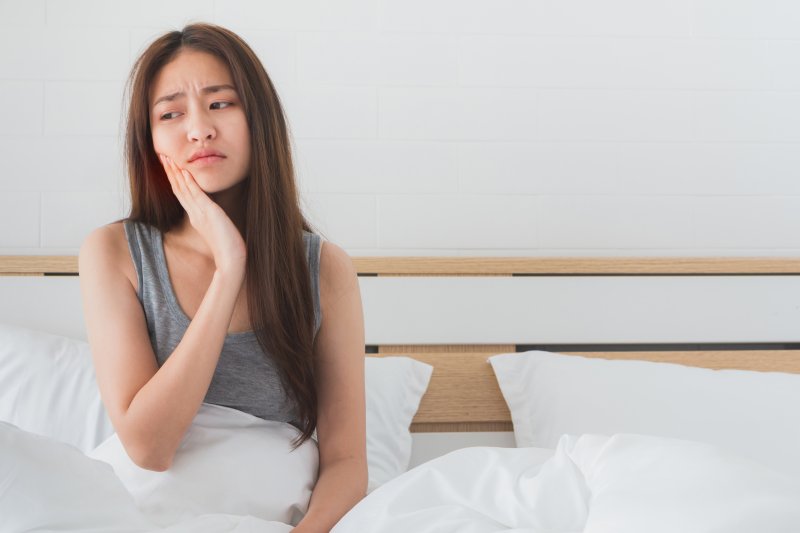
[204, 180, 247, 198]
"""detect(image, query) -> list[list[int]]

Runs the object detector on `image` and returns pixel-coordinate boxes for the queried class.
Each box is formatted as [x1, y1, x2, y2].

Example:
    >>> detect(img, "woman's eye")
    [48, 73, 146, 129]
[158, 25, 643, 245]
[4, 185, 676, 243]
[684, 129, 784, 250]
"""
[160, 102, 232, 121]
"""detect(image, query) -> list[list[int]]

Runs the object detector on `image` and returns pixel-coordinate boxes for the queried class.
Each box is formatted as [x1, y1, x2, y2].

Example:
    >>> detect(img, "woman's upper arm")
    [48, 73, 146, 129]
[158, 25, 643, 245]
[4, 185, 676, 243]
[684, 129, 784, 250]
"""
[78, 224, 159, 445]
[313, 241, 367, 467]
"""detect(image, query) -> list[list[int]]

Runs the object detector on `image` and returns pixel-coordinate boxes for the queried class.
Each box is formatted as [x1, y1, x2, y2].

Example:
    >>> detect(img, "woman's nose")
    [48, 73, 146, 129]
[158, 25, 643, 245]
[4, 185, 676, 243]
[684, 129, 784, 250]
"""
[186, 110, 216, 142]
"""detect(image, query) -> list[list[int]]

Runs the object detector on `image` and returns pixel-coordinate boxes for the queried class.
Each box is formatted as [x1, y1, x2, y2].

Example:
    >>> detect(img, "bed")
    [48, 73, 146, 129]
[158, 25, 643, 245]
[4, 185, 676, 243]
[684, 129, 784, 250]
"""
[2, 254, 800, 532]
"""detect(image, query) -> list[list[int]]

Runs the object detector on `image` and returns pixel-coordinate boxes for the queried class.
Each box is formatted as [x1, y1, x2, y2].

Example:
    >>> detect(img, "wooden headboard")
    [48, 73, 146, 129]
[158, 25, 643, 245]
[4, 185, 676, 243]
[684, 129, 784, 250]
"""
[3, 256, 800, 434]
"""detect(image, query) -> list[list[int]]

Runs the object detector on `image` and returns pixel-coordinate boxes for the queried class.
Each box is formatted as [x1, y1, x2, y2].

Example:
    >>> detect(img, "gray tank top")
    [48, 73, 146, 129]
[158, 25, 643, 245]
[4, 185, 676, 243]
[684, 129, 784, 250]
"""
[122, 219, 322, 431]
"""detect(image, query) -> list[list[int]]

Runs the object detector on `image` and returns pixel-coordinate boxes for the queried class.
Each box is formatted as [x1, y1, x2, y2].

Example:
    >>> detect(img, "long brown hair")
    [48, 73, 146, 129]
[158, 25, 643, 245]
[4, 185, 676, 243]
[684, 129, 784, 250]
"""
[117, 22, 318, 448]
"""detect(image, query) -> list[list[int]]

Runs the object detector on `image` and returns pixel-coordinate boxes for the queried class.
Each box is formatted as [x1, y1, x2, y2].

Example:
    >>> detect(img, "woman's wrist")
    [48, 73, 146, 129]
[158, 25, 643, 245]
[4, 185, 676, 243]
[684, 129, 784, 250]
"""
[213, 265, 245, 287]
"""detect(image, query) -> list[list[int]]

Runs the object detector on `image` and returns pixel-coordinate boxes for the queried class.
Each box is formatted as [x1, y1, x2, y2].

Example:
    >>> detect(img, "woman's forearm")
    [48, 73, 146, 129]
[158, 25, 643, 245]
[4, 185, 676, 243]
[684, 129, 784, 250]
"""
[122, 268, 245, 470]
[292, 457, 368, 533]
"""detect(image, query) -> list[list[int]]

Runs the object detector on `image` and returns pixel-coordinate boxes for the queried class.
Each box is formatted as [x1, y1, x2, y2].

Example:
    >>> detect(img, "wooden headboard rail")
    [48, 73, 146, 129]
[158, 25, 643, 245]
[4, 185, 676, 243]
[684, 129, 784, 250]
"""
[5, 256, 800, 275]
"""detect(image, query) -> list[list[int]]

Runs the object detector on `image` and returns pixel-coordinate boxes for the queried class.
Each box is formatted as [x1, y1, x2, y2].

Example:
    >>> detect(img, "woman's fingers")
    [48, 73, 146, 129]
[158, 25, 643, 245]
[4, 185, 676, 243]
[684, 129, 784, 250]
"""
[160, 154, 189, 201]
[159, 154, 209, 213]
[179, 168, 201, 199]
[159, 154, 179, 194]
[167, 156, 202, 200]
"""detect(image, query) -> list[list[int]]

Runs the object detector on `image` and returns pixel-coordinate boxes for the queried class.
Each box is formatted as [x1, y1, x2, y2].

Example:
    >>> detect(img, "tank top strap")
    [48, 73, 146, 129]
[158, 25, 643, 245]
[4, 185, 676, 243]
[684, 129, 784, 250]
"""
[122, 219, 159, 303]
[303, 230, 324, 337]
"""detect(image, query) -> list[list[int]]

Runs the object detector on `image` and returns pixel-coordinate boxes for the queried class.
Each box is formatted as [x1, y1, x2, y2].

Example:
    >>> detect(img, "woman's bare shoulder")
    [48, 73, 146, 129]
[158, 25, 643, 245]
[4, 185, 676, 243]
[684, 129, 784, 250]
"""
[80, 221, 138, 294]
[318, 240, 357, 303]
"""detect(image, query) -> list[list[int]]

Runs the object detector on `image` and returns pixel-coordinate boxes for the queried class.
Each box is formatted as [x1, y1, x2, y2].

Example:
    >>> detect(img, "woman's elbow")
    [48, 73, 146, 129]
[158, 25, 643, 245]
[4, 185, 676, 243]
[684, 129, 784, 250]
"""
[133, 450, 173, 472]
[125, 439, 174, 472]
[136, 455, 172, 472]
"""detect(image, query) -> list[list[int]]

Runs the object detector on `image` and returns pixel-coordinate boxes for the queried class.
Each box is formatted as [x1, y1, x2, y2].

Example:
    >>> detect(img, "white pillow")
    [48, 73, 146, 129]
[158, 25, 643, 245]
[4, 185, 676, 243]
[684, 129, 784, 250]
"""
[489, 350, 800, 476]
[89, 403, 318, 527]
[364, 356, 433, 492]
[0, 420, 155, 532]
[0, 322, 114, 453]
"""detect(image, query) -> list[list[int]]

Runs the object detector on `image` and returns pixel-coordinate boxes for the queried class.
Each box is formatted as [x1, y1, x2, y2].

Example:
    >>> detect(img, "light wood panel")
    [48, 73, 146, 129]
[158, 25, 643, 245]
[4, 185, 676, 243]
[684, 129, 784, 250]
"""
[378, 345, 515, 354]
[0, 256, 77, 274]
[568, 349, 800, 373]
[355, 257, 800, 275]
[5, 255, 800, 275]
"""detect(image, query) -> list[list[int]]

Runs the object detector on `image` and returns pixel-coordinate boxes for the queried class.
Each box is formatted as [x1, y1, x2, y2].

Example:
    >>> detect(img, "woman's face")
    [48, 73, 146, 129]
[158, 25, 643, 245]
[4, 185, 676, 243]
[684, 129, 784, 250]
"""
[149, 48, 251, 195]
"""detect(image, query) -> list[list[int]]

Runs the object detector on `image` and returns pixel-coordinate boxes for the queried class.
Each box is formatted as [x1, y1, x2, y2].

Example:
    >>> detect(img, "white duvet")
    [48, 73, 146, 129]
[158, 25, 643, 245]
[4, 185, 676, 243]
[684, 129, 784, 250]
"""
[333, 433, 800, 533]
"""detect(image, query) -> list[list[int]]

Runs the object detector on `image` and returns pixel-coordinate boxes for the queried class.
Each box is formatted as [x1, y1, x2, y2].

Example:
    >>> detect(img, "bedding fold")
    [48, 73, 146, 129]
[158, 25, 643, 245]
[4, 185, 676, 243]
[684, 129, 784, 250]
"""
[332, 433, 800, 533]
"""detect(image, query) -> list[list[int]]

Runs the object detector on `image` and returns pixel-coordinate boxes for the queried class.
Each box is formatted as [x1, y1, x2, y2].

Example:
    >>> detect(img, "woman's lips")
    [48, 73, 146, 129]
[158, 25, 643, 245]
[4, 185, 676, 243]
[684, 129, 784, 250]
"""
[190, 155, 226, 166]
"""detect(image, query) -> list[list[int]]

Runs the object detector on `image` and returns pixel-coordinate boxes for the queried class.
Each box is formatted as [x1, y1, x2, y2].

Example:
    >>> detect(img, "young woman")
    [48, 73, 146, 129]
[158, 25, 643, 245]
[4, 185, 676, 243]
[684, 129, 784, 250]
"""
[78, 23, 367, 532]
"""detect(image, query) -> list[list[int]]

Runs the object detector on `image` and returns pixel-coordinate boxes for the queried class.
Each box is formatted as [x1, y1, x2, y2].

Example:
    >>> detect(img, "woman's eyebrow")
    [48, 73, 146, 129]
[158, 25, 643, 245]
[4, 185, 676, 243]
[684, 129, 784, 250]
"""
[153, 84, 237, 106]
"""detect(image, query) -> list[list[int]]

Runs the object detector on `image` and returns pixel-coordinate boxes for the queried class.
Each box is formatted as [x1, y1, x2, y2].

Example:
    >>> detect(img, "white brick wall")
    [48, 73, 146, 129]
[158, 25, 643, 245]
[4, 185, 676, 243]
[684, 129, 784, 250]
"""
[2, 0, 800, 257]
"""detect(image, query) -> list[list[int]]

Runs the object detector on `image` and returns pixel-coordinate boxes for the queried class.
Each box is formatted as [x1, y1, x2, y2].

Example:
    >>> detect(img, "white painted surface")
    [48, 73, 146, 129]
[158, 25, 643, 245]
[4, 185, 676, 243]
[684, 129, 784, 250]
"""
[2, 2, 800, 257]
[359, 275, 800, 344]
[0, 276, 86, 341]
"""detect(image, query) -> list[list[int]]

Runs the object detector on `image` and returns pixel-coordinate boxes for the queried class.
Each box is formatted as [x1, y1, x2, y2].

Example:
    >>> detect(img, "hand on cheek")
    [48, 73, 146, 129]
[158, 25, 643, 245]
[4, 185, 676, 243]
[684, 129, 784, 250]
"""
[158, 153, 202, 201]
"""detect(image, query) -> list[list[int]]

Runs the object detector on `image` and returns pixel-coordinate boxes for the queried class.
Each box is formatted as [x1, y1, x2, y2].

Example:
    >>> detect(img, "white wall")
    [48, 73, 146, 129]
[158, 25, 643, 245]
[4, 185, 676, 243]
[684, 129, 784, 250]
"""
[2, 0, 800, 257]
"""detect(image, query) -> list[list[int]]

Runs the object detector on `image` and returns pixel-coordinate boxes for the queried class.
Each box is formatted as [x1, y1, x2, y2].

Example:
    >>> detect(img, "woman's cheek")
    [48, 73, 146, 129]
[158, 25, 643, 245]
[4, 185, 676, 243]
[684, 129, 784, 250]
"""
[150, 127, 168, 153]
